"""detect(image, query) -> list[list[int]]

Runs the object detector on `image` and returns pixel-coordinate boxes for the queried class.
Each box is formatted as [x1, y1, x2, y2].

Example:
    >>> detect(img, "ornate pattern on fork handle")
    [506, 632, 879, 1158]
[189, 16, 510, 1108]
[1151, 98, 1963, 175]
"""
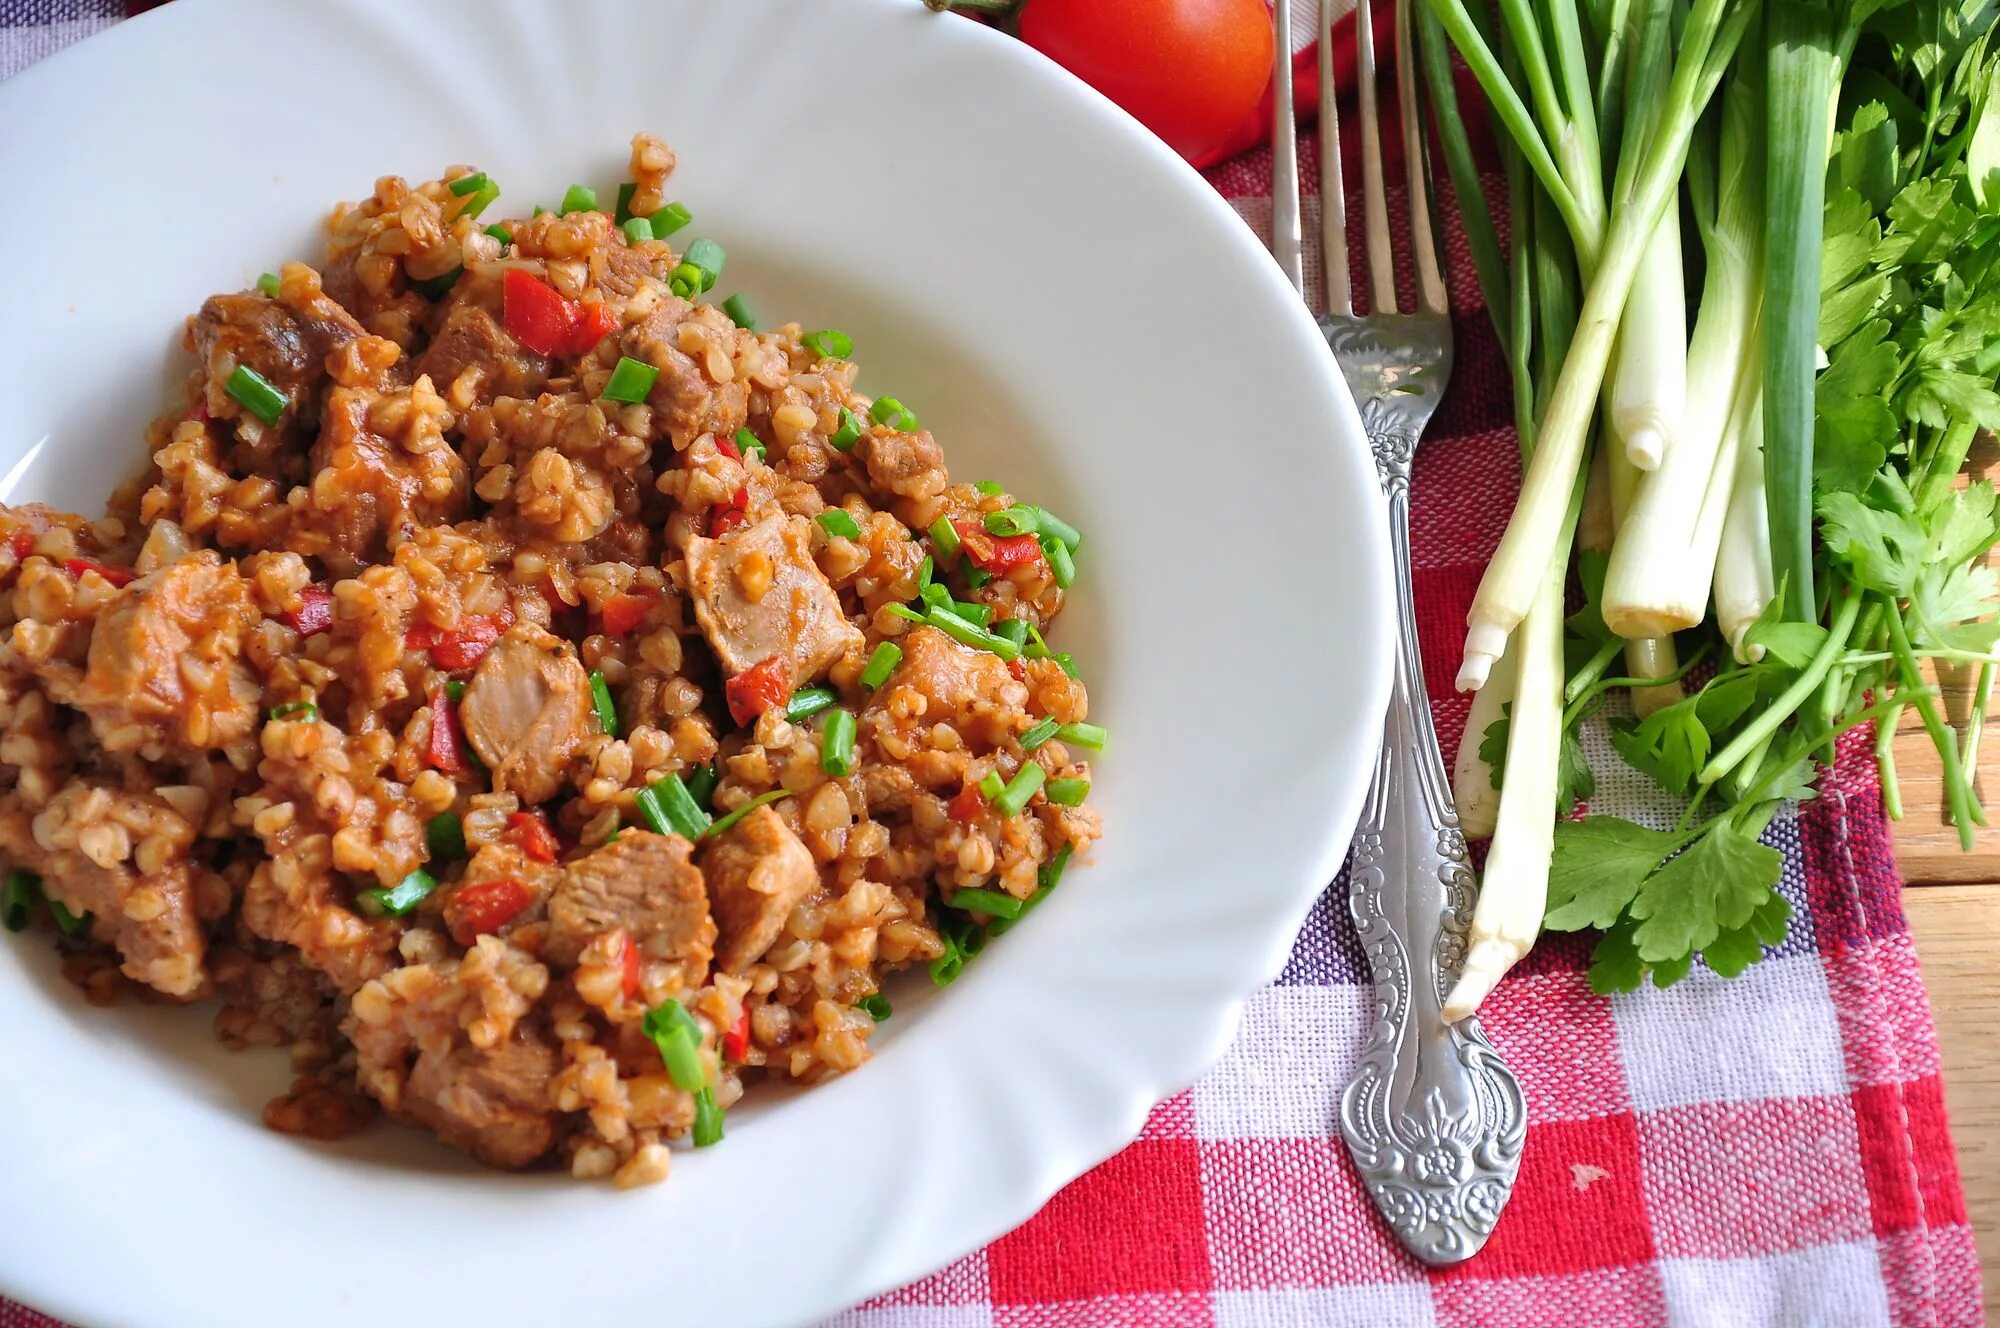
[1331, 322, 1527, 1265]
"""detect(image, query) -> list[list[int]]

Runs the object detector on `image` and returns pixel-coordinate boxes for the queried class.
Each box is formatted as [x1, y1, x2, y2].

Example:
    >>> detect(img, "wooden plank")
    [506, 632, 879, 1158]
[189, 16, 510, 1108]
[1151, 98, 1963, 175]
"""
[1890, 435, 2000, 886]
[1903, 886, 2000, 1321]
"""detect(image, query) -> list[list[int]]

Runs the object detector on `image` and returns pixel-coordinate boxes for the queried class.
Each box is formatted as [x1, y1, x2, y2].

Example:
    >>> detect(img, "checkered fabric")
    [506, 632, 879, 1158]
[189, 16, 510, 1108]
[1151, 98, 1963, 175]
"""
[0, 4, 1981, 1327]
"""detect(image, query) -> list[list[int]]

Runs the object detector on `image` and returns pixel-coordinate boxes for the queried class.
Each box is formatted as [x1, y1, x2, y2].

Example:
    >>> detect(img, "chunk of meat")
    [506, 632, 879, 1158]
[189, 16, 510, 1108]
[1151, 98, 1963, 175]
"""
[0, 787, 206, 998]
[545, 830, 713, 971]
[621, 302, 745, 446]
[684, 513, 864, 687]
[457, 633, 595, 805]
[414, 299, 548, 407]
[404, 1031, 561, 1169]
[241, 854, 400, 995]
[858, 427, 948, 505]
[74, 552, 261, 756]
[441, 842, 560, 947]
[702, 805, 819, 974]
[192, 290, 363, 464]
[301, 385, 470, 573]
[867, 625, 1030, 749]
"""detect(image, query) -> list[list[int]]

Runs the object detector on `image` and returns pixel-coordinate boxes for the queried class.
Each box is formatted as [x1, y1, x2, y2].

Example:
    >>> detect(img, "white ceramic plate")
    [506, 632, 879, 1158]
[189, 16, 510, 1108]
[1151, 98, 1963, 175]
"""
[0, 2, 1389, 1324]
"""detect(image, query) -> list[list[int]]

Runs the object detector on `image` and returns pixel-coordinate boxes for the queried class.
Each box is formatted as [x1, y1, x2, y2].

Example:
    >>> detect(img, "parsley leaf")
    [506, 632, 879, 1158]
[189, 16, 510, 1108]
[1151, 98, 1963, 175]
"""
[1544, 818, 1679, 932]
[1586, 923, 1646, 996]
[1628, 814, 1784, 963]
[1702, 892, 1794, 978]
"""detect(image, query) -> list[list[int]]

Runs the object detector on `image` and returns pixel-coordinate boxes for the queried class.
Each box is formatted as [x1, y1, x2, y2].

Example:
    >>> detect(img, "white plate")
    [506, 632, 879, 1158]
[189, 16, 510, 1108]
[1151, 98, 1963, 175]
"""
[0, 1, 1389, 1324]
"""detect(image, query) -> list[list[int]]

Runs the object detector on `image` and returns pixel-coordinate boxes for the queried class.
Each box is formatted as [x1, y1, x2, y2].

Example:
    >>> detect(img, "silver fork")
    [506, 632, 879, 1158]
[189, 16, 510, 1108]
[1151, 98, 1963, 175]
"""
[1271, 0, 1525, 1265]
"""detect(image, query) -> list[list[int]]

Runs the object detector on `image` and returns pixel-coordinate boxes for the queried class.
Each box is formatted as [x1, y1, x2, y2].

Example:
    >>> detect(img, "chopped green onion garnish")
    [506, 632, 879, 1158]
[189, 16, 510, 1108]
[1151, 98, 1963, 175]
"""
[926, 606, 1020, 660]
[1053, 653, 1077, 678]
[1043, 535, 1076, 589]
[47, 898, 88, 937]
[1020, 717, 1061, 749]
[949, 887, 1026, 920]
[684, 761, 720, 810]
[642, 1002, 708, 1092]
[692, 1085, 725, 1147]
[1055, 722, 1106, 751]
[821, 708, 857, 777]
[929, 915, 973, 985]
[614, 182, 637, 224]
[978, 770, 1006, 801]
[483, 223, 514, 245]
[668, 263, 704, 299]
[869, 397, 918, 431]
[860, 641, 902, 689]
[817, 509, 862, 540]
[965, 568, 992, 590]
[885, 604, 926, 623]
[785, 686, 838, 723]
[929, 516, 962, 559]
[857, 993, 892, 1021]
[622, 216, 654, 247]
[975, 481, 1005, 496]
[426, 812, 466, 862]
[602, 356, 660, 405]
[462, 179, 501, 218]
[589, 670, 619, 737]
[992, 618, 1030, 650]
[1045, 778, 1090, 806]
[943, 599, 991, 628]
[636, 773, 710, 840]
[984, 506, 1039, 538]
[256, 272, 281, 297]
[683, 238, 726, 291]
[225, 364, 287, 425]
[829, 407, 865, 452]
[703, 789, 793, 840]
[444, 680, 466, 702]
[802, 329, 853, 359]
[733, 427, 767, 461]
[356, 867, 439, 918]
[3, 870, 42, 933]
[916, 555, 935, 593]
[559, 183, 598, 215]
[268, 700, 317, 722]
[992, 763, 1045, 817]
[989, 843, 1072, 937]
[531, 204, 547, 217]
[448, 171, 490, 197]
[722, 294, 757, 330]
[649, 202, 691, 237]
[409, 266, 464, 300]
[1035, 507, 1082, 551]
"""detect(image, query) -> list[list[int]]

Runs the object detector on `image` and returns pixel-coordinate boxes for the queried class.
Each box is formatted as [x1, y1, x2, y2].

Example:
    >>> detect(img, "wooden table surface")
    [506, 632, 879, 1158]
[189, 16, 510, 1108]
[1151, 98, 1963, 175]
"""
[1891, 439, 2000, 1318]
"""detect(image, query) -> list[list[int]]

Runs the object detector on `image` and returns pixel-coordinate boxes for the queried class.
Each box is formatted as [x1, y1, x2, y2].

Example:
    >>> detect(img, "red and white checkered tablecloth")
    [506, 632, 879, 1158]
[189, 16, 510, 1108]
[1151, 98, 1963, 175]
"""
[0, 4, 1982, 1326]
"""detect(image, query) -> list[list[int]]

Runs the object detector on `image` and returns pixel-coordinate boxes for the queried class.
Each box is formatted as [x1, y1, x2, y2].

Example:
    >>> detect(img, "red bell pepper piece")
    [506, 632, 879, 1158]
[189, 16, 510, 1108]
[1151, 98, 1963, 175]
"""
[426, 684, 467, 775]
[725, 656, 791, 727]
[409, 606, 514, 671]
[953, 519, 1043, 575]
[598, 591, 657, 637]
[715, 432, 742, 461]
[63, 558, 136, 588]
[946, 784, 987, 822]
[706, 486, 750, 538]
[505, 810, 561, 865]
[449, 878, 535, 946]
[566, 302, 620, 356]
[621, 932, 643, 1001]
[285, 586, 335, 637]
[7, 532, 33, 561]
[502, 268, 576, 357]
[723, 1006, 751, 1062]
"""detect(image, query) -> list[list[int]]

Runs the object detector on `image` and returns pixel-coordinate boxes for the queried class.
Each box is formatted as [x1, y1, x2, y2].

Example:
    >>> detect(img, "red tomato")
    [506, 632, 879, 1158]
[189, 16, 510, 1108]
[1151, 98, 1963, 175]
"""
[725, 656, 791, 727]
[449, 878, 535, 946]
[505, 810, 561, 865]
[425, 684, 467, 775]
[63, 558, 137, 588]
[1018, 0, 1276, 166]
[286, 586, 335, 637]
[599, 591, 657, 636]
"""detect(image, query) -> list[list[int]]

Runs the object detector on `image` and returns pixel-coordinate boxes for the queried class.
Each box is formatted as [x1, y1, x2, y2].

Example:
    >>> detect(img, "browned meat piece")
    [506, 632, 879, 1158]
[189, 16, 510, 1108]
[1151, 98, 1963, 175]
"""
[240, 853, 400, 995]
[867, 624, 1029, 749]
[858, 427, 948, 504]
[545, 830, 712, 971]
[193, 290, 363, 466]
[621, 302, 744, 446]
[440, 842, 561, 947]
[404, 1031, 561, 1169]
[458, 633, 595, 805]
[0, 787, 206, 998]
[414, 300, 548, 407]
[301, 386, 470, 573]
[74, 552, 261, 756]
[702, 805, 818, 973]
[684, 513, 864, 686]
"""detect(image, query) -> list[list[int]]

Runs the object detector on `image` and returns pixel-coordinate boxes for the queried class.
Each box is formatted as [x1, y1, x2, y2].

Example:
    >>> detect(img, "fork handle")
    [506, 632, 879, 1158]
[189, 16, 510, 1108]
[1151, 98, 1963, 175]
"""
[1337, 472, 1527, 1266]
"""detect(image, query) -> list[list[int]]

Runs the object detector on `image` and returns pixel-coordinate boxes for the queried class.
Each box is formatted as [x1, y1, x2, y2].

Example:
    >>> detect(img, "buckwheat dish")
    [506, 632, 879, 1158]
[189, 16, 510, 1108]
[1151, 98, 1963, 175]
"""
[0, 134, 1101, 1187]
